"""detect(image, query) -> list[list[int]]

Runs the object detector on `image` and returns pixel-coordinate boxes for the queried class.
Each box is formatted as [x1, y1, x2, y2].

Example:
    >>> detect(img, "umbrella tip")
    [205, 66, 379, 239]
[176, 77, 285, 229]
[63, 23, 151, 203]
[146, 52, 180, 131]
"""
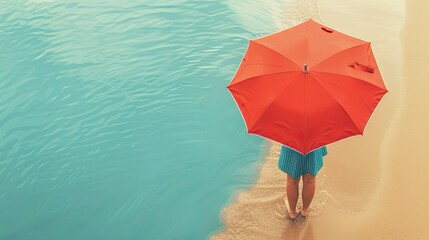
[303, 64, 309, 73]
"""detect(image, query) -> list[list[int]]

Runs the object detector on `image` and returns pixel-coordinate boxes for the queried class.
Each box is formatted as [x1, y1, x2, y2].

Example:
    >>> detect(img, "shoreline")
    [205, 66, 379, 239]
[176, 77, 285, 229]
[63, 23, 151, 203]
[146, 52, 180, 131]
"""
[212, 0, 416, 239]
[211, 141, 330, 239]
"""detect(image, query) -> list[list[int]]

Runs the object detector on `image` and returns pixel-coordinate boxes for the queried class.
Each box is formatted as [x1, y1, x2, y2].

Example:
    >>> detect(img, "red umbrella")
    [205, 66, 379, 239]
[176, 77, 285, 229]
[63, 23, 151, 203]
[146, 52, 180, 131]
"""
[227, 19, 387, 154]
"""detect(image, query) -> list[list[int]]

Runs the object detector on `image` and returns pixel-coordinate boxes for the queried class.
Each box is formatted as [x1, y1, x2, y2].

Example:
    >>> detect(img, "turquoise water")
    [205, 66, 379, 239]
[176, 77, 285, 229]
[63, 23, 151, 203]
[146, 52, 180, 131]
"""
[0, 1, 281, 239]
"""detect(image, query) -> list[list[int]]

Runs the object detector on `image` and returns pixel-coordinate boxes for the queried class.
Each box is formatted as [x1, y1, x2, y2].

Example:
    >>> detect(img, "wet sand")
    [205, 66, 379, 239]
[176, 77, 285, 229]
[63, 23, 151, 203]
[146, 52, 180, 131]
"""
[212, 0, 429, 239]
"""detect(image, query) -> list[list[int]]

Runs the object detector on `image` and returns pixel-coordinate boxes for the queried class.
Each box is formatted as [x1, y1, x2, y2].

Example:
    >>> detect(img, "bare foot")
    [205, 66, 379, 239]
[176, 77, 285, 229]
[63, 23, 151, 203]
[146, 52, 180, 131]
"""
[301, 207, 309, 217]
[283, 197, 300, 220]
[289, 209, 300, 220]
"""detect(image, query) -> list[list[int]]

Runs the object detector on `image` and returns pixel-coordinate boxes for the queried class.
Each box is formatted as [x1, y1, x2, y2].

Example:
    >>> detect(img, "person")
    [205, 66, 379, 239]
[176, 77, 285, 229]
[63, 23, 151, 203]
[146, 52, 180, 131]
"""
[278, 145, 327, 219]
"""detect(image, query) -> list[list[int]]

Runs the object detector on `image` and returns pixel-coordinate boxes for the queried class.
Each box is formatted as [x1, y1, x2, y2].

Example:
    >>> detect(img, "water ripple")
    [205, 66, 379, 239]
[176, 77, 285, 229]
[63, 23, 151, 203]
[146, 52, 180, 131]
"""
[0, 0, 273, 239]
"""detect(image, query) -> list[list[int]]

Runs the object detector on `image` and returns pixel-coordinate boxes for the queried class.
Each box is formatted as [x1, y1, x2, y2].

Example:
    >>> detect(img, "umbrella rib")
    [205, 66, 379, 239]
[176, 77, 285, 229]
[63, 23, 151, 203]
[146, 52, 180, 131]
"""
[310, 73, 363, 134]
[251, 40, 301, 69]
[310, 71, 388, 91]
[311, 42, 370, 70]
[228, 70, 299, 88]
[244, 63, 294, 68]
[247, 76, 298, 133]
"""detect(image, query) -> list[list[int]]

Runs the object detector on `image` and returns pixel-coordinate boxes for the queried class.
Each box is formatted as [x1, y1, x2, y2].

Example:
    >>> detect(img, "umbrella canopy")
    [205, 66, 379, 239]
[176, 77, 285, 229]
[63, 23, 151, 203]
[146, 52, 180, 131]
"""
[227, 19, 387, 154]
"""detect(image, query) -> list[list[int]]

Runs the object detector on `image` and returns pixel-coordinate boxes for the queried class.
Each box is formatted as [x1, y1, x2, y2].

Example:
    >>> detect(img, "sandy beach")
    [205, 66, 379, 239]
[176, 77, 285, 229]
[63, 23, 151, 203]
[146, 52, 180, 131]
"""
[212, 0, 429, 239]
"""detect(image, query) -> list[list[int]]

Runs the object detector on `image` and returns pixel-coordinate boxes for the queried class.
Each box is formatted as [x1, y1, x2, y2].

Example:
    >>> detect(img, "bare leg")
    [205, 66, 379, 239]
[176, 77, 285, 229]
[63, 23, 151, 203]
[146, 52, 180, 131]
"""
[286, 174, 300, 218]
[301, 173, 316, 216]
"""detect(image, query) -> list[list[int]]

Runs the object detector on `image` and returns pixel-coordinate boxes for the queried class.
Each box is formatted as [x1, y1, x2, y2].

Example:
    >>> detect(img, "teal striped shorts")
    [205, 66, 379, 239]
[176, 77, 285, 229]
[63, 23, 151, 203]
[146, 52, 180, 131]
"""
[278, 145, 327, 179]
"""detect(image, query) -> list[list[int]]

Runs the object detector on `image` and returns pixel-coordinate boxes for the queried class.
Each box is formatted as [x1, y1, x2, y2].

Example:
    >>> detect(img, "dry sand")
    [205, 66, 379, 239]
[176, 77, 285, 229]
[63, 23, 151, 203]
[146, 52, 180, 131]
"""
[211, 0, 429, 239]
